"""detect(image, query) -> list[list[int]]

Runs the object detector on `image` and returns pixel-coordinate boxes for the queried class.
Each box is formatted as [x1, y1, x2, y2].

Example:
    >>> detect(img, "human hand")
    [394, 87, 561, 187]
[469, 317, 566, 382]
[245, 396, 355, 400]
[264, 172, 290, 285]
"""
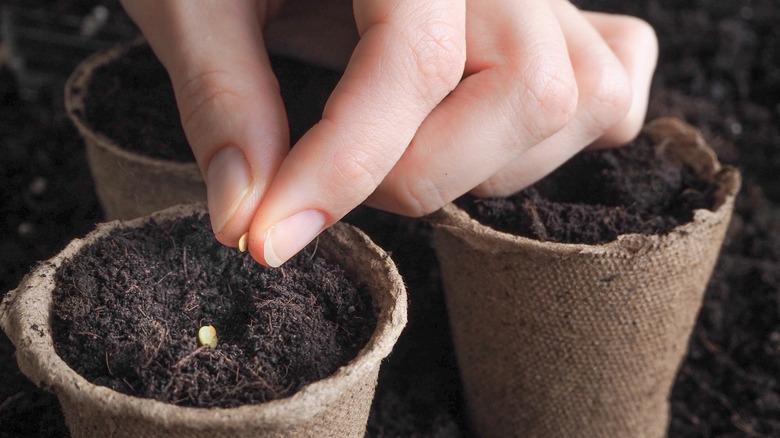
[120, 0, 657, 267]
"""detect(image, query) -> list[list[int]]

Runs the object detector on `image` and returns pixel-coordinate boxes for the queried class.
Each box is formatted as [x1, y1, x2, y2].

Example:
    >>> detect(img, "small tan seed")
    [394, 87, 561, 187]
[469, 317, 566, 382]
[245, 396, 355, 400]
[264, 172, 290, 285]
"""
[198, 325, 218, 349]
[238, 232, 248, 253]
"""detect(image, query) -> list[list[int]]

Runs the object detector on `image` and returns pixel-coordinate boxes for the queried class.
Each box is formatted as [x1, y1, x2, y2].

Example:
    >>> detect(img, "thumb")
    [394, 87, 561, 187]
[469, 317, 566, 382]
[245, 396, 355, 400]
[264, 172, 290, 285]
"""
[120, 0, 289, 246]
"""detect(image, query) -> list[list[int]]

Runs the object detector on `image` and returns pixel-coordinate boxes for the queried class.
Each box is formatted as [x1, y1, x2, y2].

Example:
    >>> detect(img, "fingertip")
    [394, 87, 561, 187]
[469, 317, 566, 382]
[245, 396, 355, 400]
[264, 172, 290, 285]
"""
[205, 146, 253, 234]
[583, 12, 659, 149]
[267, 210, 328, 267]
[211, 180, 268, 249]
[245, 209, 329, 268]
[206, 145, 274, 251]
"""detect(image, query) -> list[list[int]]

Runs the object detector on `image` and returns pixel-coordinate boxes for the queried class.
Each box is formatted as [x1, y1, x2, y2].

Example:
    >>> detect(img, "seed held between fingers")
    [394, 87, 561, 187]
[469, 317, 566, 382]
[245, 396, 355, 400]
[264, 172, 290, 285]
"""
[198, 325, 218, 349]
[238, 232, 248, 253]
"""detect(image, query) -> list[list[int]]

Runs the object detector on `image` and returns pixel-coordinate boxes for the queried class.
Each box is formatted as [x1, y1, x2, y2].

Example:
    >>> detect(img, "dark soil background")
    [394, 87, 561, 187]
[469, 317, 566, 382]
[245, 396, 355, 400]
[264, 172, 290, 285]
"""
[1, 1, 778, 437]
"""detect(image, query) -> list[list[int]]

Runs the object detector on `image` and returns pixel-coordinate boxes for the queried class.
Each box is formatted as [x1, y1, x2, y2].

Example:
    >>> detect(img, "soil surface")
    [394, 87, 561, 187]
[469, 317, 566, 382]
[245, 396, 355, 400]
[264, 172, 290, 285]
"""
[52, 213, 375, 408]
[457, 135, 717, 244]
[82, 44, 192, 162]
[1, 0, 779, 437]
[84, 43, 341, 162]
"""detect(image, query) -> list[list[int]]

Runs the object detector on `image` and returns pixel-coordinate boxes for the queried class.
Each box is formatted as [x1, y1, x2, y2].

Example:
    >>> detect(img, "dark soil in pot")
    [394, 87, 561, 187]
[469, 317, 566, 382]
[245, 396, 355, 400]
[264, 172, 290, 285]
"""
[2, 0, 780, 437]
[455, 134, 719, 244]
[82, 43, 341, 163]
[50, 212, 376, 408]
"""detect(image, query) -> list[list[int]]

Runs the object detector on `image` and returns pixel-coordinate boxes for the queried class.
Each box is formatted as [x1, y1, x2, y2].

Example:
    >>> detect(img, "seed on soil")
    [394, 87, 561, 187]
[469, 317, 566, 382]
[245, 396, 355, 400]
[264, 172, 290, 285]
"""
[198, 325, 218, 349]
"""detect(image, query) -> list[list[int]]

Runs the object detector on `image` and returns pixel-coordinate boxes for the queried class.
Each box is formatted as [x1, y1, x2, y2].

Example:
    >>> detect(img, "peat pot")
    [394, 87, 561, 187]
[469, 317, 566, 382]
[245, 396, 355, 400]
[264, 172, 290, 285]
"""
[1, 204, 407, 438]
[431, 118, 741, 438]
[65, 39, 204, 221]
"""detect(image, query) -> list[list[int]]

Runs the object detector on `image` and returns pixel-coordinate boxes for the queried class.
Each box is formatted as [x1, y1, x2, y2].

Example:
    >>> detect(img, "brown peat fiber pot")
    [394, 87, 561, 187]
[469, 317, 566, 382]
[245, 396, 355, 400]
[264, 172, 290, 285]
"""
[431, 118, 742, 438]
[0, 204, 407, 438]
[64, 38, 205, 220]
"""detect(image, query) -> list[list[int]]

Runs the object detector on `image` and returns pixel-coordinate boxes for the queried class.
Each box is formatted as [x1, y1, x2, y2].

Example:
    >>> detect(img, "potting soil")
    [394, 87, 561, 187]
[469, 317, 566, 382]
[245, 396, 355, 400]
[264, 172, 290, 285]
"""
[50, 213, 376, 408]
[456, 134, 719, 244]
[83, 44, 341, 163]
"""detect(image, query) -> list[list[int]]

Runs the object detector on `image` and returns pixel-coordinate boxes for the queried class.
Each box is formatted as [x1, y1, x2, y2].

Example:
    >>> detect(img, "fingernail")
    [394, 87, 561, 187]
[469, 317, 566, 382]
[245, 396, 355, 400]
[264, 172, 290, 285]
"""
[263, 210, 327, 267]
[206, 147, 251, 234]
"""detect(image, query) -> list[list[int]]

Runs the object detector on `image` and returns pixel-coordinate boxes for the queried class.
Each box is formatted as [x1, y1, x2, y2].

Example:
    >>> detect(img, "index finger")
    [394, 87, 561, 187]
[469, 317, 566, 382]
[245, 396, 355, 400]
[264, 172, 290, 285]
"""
[120, 0, 290, 246]
[246, 0, 467, 266]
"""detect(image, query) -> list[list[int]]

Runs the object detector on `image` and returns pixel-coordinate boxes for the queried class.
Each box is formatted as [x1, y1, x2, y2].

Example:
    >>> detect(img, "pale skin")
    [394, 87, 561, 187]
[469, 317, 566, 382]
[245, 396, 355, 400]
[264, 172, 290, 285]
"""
[120, 0, 658, 267]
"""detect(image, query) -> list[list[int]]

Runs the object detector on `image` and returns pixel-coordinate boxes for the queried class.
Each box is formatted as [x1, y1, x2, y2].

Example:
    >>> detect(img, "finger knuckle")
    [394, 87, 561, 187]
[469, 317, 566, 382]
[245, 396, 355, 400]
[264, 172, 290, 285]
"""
[389, 173, 446, 217]
[472, 175, 517, 199]
[587, 62, 633, 133]
[515, 64, 579, 141]
[175, 69, 241, 132]
[622, 16, 659, 54]
[408, 20, 466, 101]
[471, 179, 498, 199]
[331, 146, 384, 201]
